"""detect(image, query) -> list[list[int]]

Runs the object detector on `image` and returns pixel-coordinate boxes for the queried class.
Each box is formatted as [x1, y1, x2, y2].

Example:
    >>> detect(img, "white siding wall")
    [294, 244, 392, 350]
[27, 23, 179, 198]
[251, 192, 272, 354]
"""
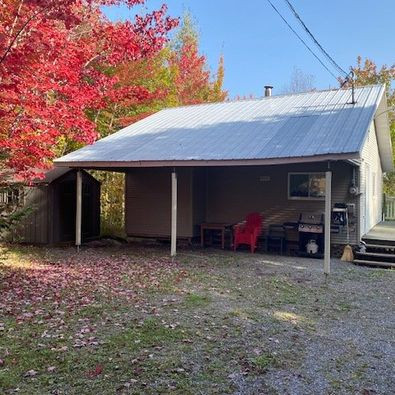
[360, 121, 383, 236]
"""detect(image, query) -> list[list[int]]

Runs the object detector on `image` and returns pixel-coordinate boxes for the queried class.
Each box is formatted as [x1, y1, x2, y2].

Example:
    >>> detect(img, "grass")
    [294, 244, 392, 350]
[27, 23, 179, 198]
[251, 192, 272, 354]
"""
[0, 244, 394, 394]
[249, 353, 279, 373]
[183, 293, 211, 307]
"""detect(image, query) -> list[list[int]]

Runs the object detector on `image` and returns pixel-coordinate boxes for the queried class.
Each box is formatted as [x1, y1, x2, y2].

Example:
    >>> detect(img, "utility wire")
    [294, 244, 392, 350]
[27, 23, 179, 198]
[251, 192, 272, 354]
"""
[265, 0, 339, 81]
[284, 0, 348, 77]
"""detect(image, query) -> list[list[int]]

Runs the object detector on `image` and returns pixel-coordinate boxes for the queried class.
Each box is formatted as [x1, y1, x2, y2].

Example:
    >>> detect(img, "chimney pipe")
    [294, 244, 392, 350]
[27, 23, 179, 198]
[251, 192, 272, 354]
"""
[264, 85, 273, 97]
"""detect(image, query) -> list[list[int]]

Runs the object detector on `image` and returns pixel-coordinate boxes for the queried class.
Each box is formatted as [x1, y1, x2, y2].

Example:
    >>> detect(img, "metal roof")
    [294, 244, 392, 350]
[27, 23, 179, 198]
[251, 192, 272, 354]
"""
[55, 84, 390, 168]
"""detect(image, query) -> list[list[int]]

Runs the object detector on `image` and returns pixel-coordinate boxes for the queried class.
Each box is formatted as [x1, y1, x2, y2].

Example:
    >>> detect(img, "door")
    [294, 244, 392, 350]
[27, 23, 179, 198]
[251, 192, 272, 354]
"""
[57, 178, 98, 242]
[59, 180, 76, 241]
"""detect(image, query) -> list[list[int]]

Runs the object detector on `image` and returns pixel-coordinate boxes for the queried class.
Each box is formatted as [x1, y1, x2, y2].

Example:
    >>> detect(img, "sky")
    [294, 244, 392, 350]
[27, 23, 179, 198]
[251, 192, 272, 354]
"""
[104, 0, 395, 98]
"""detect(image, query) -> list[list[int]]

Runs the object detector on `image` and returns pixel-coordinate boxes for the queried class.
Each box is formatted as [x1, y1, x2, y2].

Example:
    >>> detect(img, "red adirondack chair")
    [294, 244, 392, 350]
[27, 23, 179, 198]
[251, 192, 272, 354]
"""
[233, 212, 263, 253]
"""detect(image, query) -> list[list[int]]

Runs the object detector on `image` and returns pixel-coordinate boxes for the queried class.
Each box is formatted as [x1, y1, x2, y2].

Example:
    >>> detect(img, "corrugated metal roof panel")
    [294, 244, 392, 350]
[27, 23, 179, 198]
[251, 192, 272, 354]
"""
[55, 85, 385, 165]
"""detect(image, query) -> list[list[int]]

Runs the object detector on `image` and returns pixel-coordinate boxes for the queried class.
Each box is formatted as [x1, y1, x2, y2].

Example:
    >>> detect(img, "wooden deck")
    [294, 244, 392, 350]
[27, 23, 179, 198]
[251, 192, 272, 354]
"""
[357, 221, 395, 268]
[363, 221, 395, 243]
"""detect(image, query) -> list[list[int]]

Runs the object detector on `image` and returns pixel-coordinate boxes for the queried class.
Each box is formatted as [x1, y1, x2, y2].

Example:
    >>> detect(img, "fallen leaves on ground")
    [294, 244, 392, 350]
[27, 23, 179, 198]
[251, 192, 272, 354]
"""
[0, 248, 185, 323]
[0, 246, 187, 376]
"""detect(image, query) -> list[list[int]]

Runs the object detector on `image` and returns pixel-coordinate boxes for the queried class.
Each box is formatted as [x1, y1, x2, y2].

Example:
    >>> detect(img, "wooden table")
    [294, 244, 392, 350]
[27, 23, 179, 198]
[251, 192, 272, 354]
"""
[200, 223, 232, 249]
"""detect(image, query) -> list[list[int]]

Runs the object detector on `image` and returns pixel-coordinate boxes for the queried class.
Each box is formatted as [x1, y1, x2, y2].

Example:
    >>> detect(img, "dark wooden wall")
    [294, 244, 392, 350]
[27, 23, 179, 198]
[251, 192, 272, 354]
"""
[16, 170, 100, 244]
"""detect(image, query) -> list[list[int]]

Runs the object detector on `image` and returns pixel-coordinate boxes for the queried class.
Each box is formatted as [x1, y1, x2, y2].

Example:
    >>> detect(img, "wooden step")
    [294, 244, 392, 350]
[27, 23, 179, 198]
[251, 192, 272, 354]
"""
[355, 252, 395, 264]
[353, 259, 395, 269]
[365, 244, 395, 252]
[363, 239, 395, 247]
[356, 251, 395, 258]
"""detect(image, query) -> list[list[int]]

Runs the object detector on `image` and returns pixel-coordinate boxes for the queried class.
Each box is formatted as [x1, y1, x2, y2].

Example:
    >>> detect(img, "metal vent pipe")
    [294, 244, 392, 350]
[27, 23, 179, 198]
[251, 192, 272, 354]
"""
[264, 85, 273, 97]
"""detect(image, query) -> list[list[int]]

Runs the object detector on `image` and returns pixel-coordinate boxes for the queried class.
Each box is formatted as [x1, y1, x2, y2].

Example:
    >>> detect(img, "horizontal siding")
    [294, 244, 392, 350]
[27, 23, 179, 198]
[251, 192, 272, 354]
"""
[125, 162, 360, 246]
[360, 121, 383, 237]
[125, 168, 193, 238]
[205, 162, 358, 245]
[192, 168, 207, 237]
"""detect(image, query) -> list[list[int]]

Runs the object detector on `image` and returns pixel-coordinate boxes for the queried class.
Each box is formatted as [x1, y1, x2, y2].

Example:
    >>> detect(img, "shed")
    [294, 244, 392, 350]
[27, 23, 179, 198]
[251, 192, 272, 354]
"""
[9, 168, 100, 244]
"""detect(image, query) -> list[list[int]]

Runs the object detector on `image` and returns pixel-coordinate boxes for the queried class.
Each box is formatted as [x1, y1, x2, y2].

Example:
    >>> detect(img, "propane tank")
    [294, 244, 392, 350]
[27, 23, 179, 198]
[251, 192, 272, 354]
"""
[306, 239, 318, 254]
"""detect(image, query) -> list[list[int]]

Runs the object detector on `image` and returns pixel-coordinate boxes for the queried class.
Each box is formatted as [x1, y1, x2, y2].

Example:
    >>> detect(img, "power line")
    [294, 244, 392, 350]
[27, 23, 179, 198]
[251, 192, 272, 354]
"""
[265, 0, 339, 81]
[283, 0, 348, 77]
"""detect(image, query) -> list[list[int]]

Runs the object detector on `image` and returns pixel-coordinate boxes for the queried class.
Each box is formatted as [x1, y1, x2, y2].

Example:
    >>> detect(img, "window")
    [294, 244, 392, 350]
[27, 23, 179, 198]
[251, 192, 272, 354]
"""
[0, 187, 21, 206]
[288, 173, 326, 200]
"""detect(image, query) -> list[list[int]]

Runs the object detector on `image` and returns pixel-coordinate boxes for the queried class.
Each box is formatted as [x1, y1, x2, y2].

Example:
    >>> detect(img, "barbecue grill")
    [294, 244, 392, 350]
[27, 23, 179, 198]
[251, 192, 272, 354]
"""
[298, 213, 324, 258]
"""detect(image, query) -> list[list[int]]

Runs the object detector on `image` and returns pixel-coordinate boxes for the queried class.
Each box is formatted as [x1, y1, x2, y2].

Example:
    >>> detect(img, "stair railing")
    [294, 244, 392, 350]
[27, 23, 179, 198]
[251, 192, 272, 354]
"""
[384, 195, 395, 220]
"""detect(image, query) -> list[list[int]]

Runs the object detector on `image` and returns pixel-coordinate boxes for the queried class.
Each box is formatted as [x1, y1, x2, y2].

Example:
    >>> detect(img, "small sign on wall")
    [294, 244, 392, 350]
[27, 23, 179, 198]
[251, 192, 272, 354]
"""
[259, 176, 271, 182]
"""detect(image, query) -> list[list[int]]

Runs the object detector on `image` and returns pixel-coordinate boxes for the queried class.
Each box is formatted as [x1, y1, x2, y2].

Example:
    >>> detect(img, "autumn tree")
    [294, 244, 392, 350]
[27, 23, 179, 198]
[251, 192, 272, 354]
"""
[350, 57, 395, 194]
[0, 0, 177, 181]
[93, 13, 227, 140]
[93, 13, 227, 236]
[170, 13, 227, 105]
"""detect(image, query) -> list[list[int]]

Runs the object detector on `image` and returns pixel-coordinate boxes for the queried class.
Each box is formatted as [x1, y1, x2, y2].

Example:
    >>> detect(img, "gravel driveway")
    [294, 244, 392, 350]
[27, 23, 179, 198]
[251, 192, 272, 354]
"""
[173, 248, 395, 394]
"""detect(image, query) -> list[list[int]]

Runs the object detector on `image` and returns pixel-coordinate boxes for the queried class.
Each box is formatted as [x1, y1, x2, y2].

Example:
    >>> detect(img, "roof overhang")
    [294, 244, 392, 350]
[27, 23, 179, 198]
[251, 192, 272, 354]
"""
[0, 167, 72, 185]
[374, 92, 394, 172]
[54, 152, 361, 169]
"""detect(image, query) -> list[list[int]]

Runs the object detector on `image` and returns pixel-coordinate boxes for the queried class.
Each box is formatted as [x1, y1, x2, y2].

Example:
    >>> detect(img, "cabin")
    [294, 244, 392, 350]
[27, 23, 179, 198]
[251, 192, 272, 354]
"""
[54, 84, 393, 266]
[1, 168, 100, 244]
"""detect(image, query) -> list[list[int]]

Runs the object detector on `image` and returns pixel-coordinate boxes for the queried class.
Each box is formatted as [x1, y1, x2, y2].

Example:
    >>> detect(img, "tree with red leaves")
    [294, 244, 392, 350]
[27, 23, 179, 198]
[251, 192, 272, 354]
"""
[170, 13, 227, 105]
[0, 0, 178, 181]
[101, 12, 227, 132]
[90, 13, 227, 236]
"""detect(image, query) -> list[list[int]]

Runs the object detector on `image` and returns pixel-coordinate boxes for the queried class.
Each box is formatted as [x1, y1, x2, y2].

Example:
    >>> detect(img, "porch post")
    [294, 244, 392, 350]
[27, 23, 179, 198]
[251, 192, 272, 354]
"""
[324, 170, 332, 275]
[171, 170, 177, 257]
[76, 170, 82, 252]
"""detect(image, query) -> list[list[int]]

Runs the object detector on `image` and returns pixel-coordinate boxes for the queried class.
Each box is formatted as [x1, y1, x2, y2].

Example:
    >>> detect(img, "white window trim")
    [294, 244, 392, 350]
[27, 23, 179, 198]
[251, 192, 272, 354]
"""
[288, 172, 326, 201]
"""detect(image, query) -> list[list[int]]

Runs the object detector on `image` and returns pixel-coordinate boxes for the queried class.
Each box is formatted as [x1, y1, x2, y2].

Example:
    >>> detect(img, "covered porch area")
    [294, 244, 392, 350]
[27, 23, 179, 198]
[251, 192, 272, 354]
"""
[113, 158, 361, 274]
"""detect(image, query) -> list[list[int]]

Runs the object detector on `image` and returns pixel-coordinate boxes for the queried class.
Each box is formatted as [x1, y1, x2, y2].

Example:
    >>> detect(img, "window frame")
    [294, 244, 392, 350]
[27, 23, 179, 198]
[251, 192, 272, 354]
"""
[288, 172, 326, 201]
[0, 187, 22, 206]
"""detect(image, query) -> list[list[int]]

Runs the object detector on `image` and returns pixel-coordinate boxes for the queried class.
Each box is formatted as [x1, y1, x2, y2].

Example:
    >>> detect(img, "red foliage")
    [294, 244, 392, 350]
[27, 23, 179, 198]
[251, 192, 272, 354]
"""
[0, 0, 178, 180]
[171, 41, 210, 105]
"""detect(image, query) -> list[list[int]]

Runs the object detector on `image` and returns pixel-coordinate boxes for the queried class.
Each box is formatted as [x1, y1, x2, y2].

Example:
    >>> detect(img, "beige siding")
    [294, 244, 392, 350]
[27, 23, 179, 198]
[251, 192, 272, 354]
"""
[192, 168, 207, 237]
[125, 168, 194, 238]
[125, 162, 358, 245]
[205, 162, 358, 245]
[360, 121, 383, 237]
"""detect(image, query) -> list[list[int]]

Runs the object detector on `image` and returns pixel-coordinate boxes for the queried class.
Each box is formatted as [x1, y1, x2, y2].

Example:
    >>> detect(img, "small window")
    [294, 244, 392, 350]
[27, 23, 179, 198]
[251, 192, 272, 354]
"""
[288, 173, 325, 200]
[0, 187, 21, 206]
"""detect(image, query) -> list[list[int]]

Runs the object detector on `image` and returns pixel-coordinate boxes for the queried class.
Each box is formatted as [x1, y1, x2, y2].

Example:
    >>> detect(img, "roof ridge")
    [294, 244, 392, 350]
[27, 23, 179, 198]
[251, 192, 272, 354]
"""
[160, 84, 385, 111]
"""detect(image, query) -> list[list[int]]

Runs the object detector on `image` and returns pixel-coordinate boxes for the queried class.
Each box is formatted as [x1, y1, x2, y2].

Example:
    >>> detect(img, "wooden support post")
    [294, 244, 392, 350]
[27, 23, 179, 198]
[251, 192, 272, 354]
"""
[324, 170, 332, 275]
[76, 170, 82, 252]
[171, 170, 177, 257]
